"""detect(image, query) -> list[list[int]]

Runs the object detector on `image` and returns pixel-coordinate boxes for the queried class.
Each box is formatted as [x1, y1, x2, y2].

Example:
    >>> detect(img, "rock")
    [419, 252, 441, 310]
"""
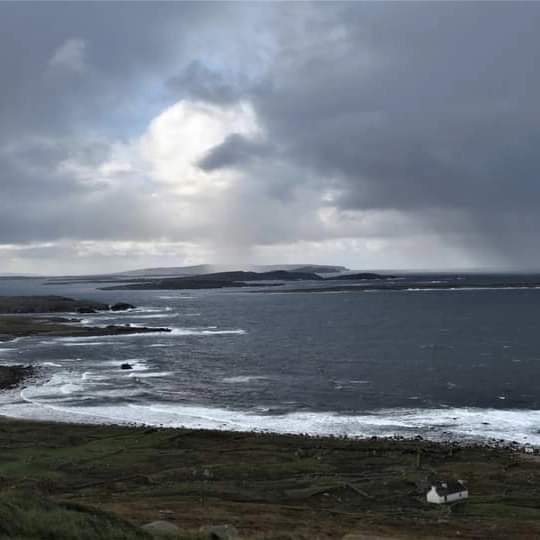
[110, 302, 135, 311]
[141, 520, 180, 537]
[120, 363, 133, 370]
[200, 524, 240, 540]
[77, 307, 97, 314]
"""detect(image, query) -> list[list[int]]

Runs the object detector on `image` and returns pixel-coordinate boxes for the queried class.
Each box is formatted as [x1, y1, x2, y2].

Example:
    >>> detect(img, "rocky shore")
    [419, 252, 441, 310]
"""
[0, 365, 34, 390]
[0, 295, 111, 314]
[0, 295, 171, 343]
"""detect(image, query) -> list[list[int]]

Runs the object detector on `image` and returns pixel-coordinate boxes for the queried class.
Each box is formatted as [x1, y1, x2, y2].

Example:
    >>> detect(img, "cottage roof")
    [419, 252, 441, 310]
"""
[431, 480, 466, 496]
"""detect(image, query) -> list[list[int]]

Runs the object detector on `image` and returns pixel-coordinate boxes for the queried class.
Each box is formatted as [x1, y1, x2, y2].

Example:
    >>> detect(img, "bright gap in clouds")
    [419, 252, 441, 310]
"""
[140, 100, 260, 195]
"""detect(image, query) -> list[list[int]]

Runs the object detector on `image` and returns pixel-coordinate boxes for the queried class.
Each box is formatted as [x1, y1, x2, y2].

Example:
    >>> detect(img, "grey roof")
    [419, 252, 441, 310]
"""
[432, 480, 467, 496]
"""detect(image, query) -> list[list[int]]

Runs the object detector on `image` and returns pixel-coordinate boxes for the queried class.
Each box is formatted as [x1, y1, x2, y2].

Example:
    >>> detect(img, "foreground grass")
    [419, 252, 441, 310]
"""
[0, 419, 540, 539]
[0, 493, 149, 540]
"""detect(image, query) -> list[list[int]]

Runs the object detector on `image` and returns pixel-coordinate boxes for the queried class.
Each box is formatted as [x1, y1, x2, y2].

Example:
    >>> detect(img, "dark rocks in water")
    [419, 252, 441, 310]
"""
[110, 302, 135, 311]
[120, 363, 133, 370]
[99, 325, 171, 336]
[0, 365, 34, 390]
[0, 315, 171, 343]
[77, 307, 97, 314]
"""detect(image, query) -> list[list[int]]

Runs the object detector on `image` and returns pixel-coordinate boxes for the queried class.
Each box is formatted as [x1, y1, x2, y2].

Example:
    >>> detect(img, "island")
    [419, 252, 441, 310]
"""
[100, 269, 324, 290]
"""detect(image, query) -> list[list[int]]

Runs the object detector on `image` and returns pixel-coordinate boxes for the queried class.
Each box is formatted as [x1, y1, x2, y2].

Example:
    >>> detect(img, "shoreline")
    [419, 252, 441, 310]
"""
[0, 364, 35, 391]
[1, 368, 538, 452]
[0, 295, 173, 343]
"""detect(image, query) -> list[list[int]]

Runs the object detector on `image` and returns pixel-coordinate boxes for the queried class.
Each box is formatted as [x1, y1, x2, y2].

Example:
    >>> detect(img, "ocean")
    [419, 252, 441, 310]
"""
[1, 274, 540, 445]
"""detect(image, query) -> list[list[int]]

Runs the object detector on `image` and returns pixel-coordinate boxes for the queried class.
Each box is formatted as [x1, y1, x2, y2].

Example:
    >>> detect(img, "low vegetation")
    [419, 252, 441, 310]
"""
[0, 419, 540, 538]
[0, 493, 149, 540]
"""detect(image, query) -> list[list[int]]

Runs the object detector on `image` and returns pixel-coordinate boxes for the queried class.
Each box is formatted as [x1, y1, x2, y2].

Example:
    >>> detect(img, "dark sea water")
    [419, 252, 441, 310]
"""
[1, 275, 540, 444]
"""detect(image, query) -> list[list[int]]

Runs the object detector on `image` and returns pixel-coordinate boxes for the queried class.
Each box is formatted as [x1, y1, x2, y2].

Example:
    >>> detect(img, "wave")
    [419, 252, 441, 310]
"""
[127, 371, 174, 378]
[56, 341, 110, 346]
[158, 295, 195, 300]
[132, 306, 173, 313]
[223, 375, 268, 384]
[169, 327, 246, 336]
[60, 383, 83, 395]
[126, 313, 177, 319]
[46, 326, 246, 343]
[404, 286, 540, 292]
[5, 389, 540, 446]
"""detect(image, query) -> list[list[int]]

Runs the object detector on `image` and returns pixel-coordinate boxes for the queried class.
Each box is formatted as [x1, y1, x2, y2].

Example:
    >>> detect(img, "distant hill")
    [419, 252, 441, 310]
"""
[116, 264, 348, 278]
[101, 269, 323, 291]
[185, 270, 323, 282]
[281, 265, 347, 274]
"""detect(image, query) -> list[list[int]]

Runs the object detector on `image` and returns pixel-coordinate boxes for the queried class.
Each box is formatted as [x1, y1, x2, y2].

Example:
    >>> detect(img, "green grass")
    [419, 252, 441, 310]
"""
[0, 493, 150, 540]
[2, 420, 540, 538]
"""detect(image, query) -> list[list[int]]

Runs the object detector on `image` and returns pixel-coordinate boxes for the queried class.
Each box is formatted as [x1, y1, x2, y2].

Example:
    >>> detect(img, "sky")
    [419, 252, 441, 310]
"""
[1, 2, 540, 275]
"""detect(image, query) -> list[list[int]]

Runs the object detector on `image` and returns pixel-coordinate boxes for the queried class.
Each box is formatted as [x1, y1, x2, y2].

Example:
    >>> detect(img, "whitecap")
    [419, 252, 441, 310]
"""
[223, 375, 268, 384]
[132, 306, 173, 313]
[6, 395, 540, 446]
[127, 371, 174, 378]
[60, 383, 83, 395]
[169, 327, 246, 336]
[125, 313, 176, 319]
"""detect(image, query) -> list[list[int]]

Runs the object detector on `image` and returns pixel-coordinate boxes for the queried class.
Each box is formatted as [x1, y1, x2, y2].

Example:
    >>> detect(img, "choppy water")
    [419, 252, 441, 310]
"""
[1, 275, 540, 444]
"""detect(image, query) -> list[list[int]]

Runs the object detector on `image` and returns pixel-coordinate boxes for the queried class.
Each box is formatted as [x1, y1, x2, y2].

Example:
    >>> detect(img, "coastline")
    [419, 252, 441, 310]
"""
[0, 364, 34, 390]
[2, 296, 540, 537]
[1, 358, 539, 450]
[1, 357, 540, 538]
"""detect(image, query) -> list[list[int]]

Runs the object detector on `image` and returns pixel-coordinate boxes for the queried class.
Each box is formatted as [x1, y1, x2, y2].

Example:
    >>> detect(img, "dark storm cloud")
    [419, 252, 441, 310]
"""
[186, 2, 540, 265]
[198, 134, 272, 172]
[167, 61, 250, 105]
[0, 1, 239, 143]
[2, 1, 540, 270]
[252, 2, 540, 213]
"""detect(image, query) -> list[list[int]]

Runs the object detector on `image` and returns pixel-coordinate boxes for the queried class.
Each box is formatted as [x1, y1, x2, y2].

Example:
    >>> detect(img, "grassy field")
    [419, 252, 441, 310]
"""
[0, 419, 540, 539]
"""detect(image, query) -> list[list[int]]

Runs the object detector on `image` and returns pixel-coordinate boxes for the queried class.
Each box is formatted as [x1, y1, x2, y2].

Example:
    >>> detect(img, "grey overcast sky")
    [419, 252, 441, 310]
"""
[1, 2, 540, 274]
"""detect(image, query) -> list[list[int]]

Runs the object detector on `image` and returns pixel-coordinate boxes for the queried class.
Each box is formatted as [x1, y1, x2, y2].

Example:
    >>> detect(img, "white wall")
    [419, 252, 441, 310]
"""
[426, 487, 469, 504]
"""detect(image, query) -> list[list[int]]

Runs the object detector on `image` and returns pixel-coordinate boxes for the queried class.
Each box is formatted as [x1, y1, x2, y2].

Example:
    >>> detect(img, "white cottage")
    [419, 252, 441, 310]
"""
[426, 480, 468, 504]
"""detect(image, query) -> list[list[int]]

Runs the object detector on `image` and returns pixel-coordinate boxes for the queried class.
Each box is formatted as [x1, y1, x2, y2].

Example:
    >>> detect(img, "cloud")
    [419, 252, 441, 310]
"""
[1, 2, 540, 273]
[198, 134, 272, 172]
[167, 61, 249, 105]
[49, 38, 87, 73]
